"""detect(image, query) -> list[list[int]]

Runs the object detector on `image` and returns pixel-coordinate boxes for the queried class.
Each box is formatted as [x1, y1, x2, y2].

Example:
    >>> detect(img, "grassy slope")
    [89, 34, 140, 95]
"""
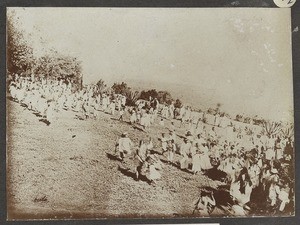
[7, 99, 224, 219]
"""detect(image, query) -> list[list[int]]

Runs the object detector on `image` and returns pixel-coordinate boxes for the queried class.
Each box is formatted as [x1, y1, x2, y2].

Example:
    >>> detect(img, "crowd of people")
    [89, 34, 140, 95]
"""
[8, 75, 295, 216]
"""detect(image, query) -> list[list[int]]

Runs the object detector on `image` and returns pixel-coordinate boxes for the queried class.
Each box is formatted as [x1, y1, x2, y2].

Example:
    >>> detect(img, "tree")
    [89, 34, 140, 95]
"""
[7, 11, 83, 90]
[96, 79, 107, 94]
[111, 82, 130, 96]
[280, 123, 294, 139]
[33, 53, 83, 90]
[140, 89, 159, 101]
[7, 11, 35, 78]
[111, 82, 141, 106]
[157, 91, 173, 105]
[261, 120, 282, 138]
[126, 90, 140, 106]
[215, 103, 222, 114]
[174, 98, 183, 108]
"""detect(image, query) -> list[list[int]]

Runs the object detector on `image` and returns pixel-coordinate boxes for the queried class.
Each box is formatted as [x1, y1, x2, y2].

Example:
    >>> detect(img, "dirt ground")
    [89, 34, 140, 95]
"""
[7, 99, 234, 219]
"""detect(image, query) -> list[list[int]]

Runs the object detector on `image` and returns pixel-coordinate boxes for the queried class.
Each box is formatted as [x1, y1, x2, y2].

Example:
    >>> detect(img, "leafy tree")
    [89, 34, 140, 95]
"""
[174, 98, 183, 108]
[111, 82, 141, 106]
[7, 11, 35, 78]
[7, 11, 83, 90]
[33, 53, 83, 89]
[96, 79, 107, 94]
[157, 91, 173, 105]
[140, 89, 159, 101]
[111, 82, 130, 96]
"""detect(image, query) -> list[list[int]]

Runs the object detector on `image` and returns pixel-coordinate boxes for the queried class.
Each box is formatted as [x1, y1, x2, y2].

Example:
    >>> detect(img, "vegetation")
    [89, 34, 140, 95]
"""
[261, 121, 282, 138]
[7, 11, 83, 90]
[7, 11, 34, 78]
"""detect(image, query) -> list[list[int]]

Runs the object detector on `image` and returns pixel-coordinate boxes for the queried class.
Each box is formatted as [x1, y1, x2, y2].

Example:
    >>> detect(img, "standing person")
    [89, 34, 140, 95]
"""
[147, 137, 154, 151]
[199, 142, 212, 172]
[160, 133, 168, 155]
[133, 140, 148, 180]
[116, 132, 134, 160]
[46, 101, 56, 125]
[274, 136, 283, 160]
[137, 140, 148, 162]
[179, 138, 191, 170]
[118, 106, 125, 121]
[169, 121, 176, 132]
[166, 139, 176, 163]
[268, 168, 280, 207]
[109, 100, 116, 115]
[191, 143, 202, 174]
[169, 130, 177, 142]
[159, 118, 165, 126]
[130, 109, 137, 124]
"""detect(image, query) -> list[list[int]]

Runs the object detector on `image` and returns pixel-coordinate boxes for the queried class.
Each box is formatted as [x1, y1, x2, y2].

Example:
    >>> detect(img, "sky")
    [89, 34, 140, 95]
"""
[8, 7, 293, 122]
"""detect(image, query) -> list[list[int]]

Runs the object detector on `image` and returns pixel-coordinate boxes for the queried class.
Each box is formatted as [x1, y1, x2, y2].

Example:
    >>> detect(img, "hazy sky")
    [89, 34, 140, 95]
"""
[8, 8, 293, 121]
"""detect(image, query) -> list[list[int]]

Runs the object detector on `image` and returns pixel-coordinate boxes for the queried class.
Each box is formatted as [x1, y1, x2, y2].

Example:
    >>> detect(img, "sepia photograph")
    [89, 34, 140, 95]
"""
[6, 7, 295, 219]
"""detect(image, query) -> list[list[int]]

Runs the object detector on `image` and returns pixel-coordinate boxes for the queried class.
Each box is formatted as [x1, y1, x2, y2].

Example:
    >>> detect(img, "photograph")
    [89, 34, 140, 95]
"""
[6, 7, 295, 219]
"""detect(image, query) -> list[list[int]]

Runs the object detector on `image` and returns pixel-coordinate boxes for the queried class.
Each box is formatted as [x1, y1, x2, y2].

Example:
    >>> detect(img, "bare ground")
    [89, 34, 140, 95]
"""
[7, 99, 226, 219]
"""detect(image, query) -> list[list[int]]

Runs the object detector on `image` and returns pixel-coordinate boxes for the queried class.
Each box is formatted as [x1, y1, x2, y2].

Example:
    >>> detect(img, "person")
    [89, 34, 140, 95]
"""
[146, 154, 163, 185]
[274, 136, 283, 160]
[186, 130, 194, 143]
[208, 127, 217, 141]
[116, 132, 134, 160]
[137, 140, 148, 162]
[159, 118, 165, 126]
[191, 143, 202, 174]
[130, 110, 137, 124]
[160, 133, 168, 154]
[147, 137, 154, 151]
[166, 139, 176, 163]
[278, 183, 290, 212]
[169, 130, 177, 142]
[169, 121, 175, 132]
[109, 100, 116, 115]
[133, 140, 148, 180]
[267, 167, 280, 207]
[199, 142, 212, 171]
[230, 167, 253, 208]
[179, 138, 191, 170]
[194, 133, 205, 146]
[118, 106, 125, 121]
[46, 101, 56, 125]
[193, 190, 216, 216]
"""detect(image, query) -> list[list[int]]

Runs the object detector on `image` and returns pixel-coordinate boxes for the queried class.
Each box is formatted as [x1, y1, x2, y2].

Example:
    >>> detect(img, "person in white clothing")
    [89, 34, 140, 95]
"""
[116, 132, 134, 160]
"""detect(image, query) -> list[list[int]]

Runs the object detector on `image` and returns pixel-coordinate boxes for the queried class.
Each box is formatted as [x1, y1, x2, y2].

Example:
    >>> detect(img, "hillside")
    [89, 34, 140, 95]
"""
[7, 99, 226, 219]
